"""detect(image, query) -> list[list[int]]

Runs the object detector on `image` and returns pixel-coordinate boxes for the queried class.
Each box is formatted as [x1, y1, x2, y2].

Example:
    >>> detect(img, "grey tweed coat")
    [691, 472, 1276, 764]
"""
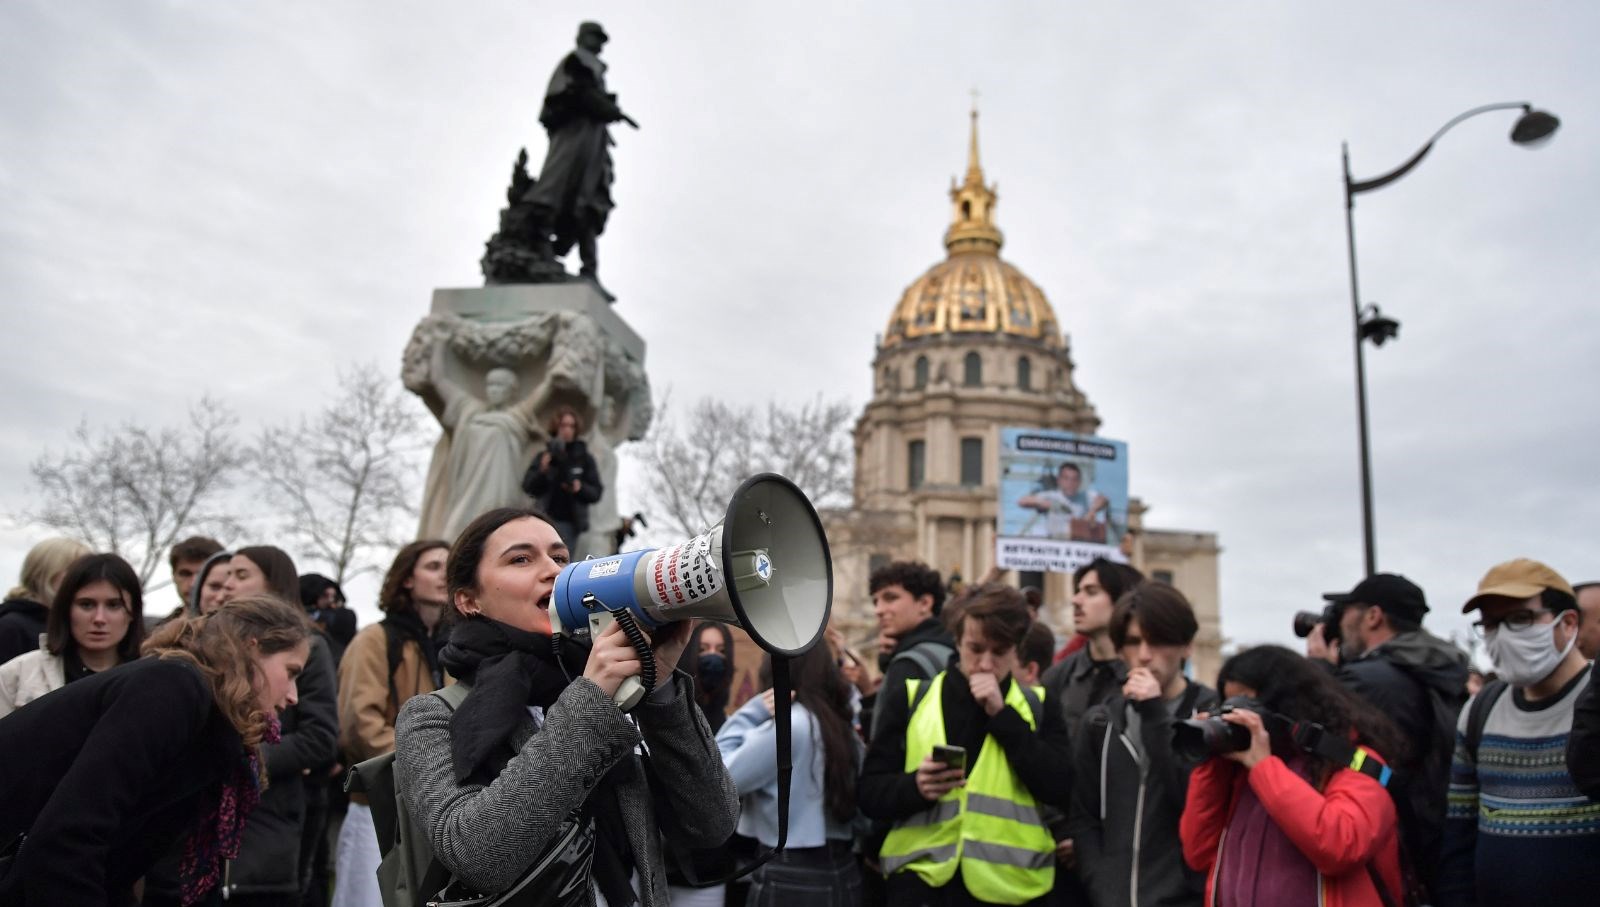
[394, 670, 739, 905]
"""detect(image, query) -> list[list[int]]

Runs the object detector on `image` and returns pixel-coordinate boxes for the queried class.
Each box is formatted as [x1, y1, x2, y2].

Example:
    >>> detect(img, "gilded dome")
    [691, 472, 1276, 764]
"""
[882, 109, 1062, 350]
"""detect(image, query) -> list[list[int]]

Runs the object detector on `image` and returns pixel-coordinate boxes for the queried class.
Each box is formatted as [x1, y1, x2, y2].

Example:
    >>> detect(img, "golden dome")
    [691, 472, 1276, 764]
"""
[883, 108, 1062, 350]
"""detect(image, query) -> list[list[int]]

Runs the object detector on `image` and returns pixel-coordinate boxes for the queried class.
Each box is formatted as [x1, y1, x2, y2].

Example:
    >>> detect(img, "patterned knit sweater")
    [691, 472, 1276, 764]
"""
[1438, 666, 1600, 906]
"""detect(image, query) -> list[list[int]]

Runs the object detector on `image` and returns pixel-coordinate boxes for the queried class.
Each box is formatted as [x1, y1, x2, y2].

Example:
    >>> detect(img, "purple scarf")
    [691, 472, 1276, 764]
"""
[1214, 755, 1320, 907]
[178, 713, 281, 905]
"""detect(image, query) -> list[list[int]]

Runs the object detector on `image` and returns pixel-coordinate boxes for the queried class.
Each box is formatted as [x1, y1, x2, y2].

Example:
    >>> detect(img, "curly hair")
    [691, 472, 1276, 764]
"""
[143, 594, 313, 765]
[1218, 645, 1408, 780]
[869, 560, 945, 616]
[378, 539, 451, 615]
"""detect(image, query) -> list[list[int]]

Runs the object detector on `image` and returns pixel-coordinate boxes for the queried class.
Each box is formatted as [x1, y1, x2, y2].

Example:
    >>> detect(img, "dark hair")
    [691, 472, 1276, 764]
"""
[1021, 586, 1042, 614]
[45, 553, 145, 662]
[232, 546, 300, 606]
[1109, 581, 1198, 649]
[1073, 557, 1144, 604]
[958, 584, 1032, 650]
[378, 540, 451, 616]
[1575, 582, 1599, 596]
[758, 647, 858, 823]
[677, 621, 737, 721]
[299, 574, 343, 610]
[1541, 586, 1579, 616]
[1020, 621, 1055, 676]
[869, 560, 945, 616]
[445, 507, 554, 623]
[169, 535, 224, 569]
[189, 551, 233, 614]
[1218, 645, 1407, 780]
[1058, 462, 1082, 477]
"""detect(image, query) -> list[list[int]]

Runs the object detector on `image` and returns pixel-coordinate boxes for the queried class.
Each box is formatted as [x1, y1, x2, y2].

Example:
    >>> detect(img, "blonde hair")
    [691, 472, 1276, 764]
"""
[8, 537, 92, 602]
[143, 593, 313, 757]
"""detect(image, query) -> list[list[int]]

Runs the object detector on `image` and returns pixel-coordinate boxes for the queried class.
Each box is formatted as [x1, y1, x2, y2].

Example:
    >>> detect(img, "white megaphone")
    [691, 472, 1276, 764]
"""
[549, 473, 833, 710]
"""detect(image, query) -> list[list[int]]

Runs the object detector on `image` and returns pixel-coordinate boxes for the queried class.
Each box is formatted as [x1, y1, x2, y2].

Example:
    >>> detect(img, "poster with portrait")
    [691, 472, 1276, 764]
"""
[996, 428, 1130, 573]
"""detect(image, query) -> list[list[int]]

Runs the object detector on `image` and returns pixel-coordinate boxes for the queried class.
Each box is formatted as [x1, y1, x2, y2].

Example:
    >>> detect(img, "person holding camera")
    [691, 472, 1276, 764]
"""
[1179, 645, 1406, 907]
[1069, 581, 1218, 907]
[522, 406, 603, 553]
[860, 584, 1072, 907]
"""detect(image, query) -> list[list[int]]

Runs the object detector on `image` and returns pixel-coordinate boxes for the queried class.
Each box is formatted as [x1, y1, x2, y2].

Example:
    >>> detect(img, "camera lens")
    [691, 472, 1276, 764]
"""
[1173, 717, 1253, 761]
[1292, 611, 1322, 639]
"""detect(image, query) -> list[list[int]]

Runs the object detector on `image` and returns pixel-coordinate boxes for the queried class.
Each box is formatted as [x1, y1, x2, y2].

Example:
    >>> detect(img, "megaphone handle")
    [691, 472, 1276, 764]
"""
[587, 607, 655, 712]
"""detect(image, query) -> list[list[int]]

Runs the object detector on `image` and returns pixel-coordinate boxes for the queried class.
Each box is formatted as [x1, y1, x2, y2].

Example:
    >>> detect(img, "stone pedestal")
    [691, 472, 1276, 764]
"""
[402, 283, 651, 550]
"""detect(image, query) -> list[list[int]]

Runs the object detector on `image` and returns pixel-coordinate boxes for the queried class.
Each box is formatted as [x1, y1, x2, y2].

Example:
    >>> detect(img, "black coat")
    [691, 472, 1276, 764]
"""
[1568, 657, 1600, 801]
[0, 657, 244, 906]
[522, 442, 603, 533]
[218, 633, 339, 899]
[1335, 630, 1467, 895]
[1069, 682, 1219, 907]
[0, 599, 47, 666]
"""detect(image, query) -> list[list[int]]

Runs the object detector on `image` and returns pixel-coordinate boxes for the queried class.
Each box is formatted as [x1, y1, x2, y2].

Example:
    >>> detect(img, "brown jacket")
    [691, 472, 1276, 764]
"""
[338, 622, 439, 795]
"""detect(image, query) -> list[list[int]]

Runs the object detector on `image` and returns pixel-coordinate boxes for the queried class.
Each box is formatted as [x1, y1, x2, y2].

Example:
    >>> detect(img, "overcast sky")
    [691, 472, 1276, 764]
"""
[2, 2, 1595, 651]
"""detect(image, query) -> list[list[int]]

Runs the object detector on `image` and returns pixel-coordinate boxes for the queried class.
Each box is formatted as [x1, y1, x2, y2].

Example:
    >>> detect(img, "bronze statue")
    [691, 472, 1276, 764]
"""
[482, 21, 637, 299]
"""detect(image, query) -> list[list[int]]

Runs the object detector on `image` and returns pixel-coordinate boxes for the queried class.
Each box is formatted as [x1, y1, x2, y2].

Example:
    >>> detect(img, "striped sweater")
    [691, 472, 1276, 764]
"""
[1438, 666, 1600, 906]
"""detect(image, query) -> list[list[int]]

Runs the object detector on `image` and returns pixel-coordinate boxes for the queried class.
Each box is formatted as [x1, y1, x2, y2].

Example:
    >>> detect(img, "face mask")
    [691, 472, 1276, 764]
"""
[1485, 617, 1576, 687]
[697, 653, 729, 691]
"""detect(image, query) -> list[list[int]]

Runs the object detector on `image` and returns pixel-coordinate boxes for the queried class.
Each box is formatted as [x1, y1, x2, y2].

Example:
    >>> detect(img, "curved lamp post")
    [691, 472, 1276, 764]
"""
[1344, 103, 1559, 575]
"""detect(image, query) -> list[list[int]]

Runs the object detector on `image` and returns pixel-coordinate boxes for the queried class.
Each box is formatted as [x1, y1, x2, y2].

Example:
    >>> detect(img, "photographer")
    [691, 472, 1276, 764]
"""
[1179, 646, 1405, 907]
[522, 406, 603, 552]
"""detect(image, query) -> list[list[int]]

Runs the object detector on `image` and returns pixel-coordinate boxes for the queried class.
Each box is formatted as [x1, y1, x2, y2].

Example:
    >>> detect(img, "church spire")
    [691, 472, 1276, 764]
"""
[945, 100, 1003, 256]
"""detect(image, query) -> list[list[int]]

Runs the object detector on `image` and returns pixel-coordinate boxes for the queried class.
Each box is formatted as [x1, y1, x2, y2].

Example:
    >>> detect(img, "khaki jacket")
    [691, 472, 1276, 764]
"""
[338, 622, 439, 795]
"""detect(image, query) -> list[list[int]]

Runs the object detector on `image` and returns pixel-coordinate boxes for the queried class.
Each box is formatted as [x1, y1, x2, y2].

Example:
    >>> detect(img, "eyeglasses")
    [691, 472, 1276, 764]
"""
[1471, 608, 1553, 636]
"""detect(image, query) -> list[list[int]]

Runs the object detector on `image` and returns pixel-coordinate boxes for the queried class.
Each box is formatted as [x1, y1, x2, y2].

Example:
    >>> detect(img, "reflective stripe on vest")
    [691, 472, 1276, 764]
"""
[879, 672, 1055, 904]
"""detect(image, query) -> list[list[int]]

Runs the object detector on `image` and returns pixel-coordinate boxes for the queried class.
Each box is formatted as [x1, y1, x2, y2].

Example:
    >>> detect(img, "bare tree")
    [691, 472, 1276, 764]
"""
[251, 363, 428, 585]
[636, 394, 855, 538]
[27, 399, 245, 588]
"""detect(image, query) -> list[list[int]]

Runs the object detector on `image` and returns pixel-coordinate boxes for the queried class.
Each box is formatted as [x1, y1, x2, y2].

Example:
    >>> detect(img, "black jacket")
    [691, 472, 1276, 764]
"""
[0, 599, 47, 666]
[218, 633, 339, 898]
[522, 442, 603, 533]
[867, 618, 957, 745]
[1569, 657, 1600, 801]
[0, 657, 244, 906]
[1069, 682, 1218, 907]
[860, 667, 1073, 906]
[1335, 630, 1467, 894]
[1042, 646, 1129, 738]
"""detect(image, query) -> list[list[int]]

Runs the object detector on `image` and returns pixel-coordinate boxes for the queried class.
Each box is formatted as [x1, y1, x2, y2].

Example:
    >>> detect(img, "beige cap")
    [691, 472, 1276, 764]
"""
[1461, 558, 1575, 613]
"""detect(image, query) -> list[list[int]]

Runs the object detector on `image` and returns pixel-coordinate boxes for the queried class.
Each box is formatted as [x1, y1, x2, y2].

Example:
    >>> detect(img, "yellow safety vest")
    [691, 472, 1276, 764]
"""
[879, 672, 1055, 904]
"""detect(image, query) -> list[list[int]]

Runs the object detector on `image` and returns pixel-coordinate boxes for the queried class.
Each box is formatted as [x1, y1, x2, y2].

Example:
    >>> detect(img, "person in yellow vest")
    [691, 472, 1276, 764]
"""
[860, 583, 1074, 906]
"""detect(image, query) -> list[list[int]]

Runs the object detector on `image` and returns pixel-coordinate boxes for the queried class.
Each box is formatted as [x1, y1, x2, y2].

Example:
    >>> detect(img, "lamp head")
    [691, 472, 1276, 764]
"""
[1511, 108, 1560, 147]
[1359, 306, 1401, 347]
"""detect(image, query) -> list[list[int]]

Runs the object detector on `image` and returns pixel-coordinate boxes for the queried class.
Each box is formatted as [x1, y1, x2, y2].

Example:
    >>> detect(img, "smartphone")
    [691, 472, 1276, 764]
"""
[931, 744, 967, 771]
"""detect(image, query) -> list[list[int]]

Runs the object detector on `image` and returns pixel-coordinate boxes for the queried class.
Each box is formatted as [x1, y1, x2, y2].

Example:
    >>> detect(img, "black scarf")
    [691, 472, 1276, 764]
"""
[382, 609, 443, 688]
[439, 617, 637, 906]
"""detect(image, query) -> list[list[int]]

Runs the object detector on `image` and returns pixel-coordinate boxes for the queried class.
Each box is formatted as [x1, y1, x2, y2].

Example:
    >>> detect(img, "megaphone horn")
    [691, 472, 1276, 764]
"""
[550, 473, 833, 710]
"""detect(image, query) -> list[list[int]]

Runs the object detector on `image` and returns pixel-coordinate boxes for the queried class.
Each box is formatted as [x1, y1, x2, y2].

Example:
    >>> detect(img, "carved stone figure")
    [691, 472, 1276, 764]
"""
[480, 21, 637, 299]
[403, 294, 652, 545]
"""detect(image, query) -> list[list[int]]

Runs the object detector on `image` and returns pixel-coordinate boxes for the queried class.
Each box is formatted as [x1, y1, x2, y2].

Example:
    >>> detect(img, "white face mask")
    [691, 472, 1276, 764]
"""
[1485, 616, 1576, 687]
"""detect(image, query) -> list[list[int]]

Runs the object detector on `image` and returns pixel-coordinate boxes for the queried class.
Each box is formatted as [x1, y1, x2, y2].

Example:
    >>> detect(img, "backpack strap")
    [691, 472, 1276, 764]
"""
[891, 641, 954, 683]
[1465, 679, 1508, 761]
[432, 681, 469, 710]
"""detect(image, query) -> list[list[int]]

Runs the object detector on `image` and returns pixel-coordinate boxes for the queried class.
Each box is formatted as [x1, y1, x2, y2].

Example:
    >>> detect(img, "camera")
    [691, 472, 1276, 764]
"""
[1291, 602, 1343, 642]
[1172, 696, 1265, 760]
[547, 438, 588, 483]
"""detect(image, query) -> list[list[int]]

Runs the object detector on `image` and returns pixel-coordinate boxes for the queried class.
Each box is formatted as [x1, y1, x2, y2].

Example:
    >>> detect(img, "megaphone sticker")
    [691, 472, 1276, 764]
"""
[644, 530, 726, 612]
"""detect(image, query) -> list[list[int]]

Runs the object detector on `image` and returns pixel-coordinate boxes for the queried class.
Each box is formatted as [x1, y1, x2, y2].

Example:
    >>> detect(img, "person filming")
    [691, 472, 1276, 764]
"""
[523, 406, 603, 553]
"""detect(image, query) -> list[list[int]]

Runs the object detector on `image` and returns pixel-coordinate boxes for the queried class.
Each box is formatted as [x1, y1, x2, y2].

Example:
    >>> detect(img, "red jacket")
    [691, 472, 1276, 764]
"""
[1180, 752, 1402, 907]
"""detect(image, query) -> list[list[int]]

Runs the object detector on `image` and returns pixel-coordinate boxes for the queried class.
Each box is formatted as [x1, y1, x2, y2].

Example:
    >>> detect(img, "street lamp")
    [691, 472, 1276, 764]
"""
[1343, 102, 1559, 576]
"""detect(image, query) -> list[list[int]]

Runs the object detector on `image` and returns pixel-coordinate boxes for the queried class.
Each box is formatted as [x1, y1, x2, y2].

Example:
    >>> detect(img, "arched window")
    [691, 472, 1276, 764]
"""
[1016, 356, 1032, 390]
[961, 199, 972, 220]
[914, 356, 929, 389]
[963, 351, 982, 387]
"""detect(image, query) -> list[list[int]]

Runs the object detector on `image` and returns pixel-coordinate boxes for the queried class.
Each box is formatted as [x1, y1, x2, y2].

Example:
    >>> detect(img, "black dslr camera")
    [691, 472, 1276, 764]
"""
[1292, 602, 1344, 643]
[1172, 696, 1269, 760]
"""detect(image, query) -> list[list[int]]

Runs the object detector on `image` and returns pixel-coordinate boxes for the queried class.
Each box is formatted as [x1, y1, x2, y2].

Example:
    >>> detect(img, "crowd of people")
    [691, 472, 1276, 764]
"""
[0, 516, 1597, 907]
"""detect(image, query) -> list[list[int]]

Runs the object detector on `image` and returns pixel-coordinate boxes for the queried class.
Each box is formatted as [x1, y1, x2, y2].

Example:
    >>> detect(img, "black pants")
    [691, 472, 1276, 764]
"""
[746, 840, 862, 907]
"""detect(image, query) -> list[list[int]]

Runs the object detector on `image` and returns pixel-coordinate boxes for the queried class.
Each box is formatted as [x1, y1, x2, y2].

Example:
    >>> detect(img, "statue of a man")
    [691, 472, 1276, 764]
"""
[526, 21, 637, 295]
[426, 341, 541, 540]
